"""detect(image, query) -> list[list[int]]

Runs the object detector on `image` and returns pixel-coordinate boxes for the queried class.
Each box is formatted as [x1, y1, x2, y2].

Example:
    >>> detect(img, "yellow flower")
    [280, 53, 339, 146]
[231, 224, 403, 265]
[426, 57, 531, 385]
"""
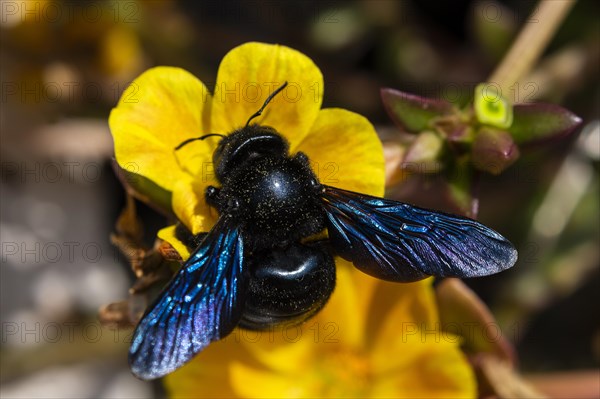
[109, 42, 476, 397]
[165, 266, 475, 398]
[110, 42, 383, 257]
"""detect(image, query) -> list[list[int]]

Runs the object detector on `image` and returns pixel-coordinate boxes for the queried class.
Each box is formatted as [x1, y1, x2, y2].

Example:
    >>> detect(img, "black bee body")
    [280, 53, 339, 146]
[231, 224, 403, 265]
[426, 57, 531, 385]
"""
[204, 124, 335, 330]
[129, 83, 517, 380]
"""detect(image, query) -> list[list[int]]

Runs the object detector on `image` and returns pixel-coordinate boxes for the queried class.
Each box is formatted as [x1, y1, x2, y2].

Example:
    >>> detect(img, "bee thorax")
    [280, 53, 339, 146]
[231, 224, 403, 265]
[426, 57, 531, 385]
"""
[220, 155, 325, 249]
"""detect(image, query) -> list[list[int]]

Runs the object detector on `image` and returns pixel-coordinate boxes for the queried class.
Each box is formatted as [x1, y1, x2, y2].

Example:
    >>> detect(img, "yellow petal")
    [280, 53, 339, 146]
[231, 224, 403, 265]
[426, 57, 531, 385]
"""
[371, 337, 476, 398]
[241, 332, 314, 375]
[296, 108, 384, 196]
[368, 278, 476, 398]
[109, 66, 213, 192]
[157, 225, 190, 260]
[315, 260, 378, 349]
[171, 175, 220, 234]
[236, 265, 371, 375]
[210, 42, 323, 147]
[166, 363, 233, 398]
[230, 361, 316, 398]
[370, 278, 442, 371]
[165, 337, 254, 398]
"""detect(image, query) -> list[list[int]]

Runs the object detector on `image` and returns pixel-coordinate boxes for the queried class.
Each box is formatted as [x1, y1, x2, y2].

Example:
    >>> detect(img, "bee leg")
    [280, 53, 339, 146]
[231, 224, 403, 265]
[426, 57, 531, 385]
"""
[205, 185, 222, 208]
[175, 223, 208, 252]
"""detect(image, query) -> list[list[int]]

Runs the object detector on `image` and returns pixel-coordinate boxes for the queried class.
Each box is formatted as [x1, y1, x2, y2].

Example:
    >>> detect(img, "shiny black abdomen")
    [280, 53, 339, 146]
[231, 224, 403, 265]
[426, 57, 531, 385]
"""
[239, 241, 335, 330]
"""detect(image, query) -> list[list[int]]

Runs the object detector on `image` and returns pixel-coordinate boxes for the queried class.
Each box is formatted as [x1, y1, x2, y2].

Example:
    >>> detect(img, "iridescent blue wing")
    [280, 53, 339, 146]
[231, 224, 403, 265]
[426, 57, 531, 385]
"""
[321, 186, 517, 282]
[129, 217, 246, 380]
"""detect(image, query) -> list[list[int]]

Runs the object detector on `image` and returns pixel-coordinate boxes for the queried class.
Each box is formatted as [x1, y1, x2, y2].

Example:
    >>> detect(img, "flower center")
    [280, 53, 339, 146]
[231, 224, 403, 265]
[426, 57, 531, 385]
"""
[315, 347, 373, 396]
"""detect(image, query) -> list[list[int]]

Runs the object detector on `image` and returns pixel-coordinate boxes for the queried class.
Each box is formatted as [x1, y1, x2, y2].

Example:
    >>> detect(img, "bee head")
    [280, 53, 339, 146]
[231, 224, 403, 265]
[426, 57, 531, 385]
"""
[212, 125, 289, 181]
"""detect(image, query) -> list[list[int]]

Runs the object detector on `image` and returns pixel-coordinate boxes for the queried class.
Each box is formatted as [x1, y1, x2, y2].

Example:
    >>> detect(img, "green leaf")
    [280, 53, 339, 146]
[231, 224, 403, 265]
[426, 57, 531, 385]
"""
[404, 131, 443, 162]
[510, 103, 582, 144]
[434, 118, 475, 144]
[381, 88, 452, 132]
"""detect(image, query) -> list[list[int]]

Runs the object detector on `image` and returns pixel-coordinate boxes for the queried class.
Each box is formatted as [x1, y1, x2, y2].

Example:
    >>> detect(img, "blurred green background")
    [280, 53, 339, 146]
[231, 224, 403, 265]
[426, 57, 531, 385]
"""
[1, 0, 598, 397]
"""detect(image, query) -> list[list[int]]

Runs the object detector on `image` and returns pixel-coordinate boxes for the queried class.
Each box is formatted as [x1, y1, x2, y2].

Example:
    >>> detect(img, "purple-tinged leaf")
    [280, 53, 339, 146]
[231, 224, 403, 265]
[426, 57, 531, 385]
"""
[472, 128, 520, 175]
[435, 118, 474, 143]
[381, 88, 452, 133]
[510, 103, 582, 145]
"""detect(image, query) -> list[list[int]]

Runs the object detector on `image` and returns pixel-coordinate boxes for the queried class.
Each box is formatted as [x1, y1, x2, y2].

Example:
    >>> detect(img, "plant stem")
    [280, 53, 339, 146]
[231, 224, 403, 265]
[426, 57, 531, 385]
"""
[488, 0, 577, 99]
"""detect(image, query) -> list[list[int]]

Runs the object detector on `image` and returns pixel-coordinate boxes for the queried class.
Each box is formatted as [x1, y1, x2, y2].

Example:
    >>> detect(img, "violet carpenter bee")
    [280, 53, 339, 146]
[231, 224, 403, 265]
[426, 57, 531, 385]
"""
[129, 82, 517, 380]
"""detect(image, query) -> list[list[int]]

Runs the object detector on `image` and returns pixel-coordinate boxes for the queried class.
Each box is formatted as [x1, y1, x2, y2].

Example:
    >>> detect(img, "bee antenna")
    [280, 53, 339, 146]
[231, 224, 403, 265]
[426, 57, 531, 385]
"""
[174, 133, 225, 151]
[245, 81, 288, 127]
[174, 133, 225, 169]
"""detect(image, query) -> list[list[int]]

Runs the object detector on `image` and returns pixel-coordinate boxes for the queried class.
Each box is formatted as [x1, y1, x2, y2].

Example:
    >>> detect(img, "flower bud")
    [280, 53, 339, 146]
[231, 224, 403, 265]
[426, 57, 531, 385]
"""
[474, 83, 513, 129]
[472, 128, 519, 174]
